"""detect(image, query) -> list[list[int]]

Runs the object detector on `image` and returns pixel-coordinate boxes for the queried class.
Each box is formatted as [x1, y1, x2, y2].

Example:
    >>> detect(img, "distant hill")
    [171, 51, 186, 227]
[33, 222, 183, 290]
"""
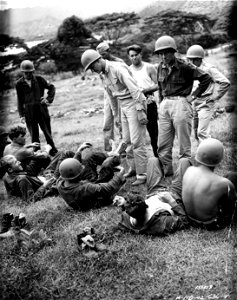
[140, 0, 233, 31]
[0, 0, 234, 41]
[0, 7, 64, 41]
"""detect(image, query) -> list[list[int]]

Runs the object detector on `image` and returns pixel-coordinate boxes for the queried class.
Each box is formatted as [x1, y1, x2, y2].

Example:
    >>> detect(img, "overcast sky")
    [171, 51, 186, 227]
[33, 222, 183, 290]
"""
[3, 0, 228, 19]
[4, 0, 155, 16]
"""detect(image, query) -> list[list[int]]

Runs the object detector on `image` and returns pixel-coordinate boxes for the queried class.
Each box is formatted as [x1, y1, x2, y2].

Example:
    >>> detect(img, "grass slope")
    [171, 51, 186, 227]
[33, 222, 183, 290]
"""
[0, 49, 236, 300]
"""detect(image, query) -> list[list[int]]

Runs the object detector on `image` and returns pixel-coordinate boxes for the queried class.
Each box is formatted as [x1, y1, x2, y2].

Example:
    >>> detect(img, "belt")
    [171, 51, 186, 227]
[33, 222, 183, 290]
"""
[163, 96, 187, 100]
[188, 215, 217, 225]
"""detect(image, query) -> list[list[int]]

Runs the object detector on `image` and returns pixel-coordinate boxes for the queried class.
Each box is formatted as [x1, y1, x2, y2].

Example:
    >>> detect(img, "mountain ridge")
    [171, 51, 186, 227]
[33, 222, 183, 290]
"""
[0, 0, 233, 41]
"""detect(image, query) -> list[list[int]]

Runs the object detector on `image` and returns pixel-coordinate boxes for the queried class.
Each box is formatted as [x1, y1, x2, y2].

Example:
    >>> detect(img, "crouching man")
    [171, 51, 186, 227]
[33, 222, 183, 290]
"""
[57, 158, 126, 211]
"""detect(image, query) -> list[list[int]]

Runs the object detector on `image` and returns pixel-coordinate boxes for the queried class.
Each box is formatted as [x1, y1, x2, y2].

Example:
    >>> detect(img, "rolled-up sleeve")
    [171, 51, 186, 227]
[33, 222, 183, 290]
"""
[192, 67, 213, 98]
[117, 66, 146, 106]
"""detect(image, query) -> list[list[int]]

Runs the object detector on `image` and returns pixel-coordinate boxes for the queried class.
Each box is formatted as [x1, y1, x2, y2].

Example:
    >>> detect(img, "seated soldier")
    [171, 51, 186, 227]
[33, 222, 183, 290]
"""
[43, 140, 126, 182]
[3, 125, 40, 156]
[57, 156, 126, 211]
[182, 138, 236, 230]
[14, 145, 52, 177]
[115, 157, 190, 236]
[2, 155, 54, 203]
[2, 141, 126, 203]
[0, 126, 10, 178]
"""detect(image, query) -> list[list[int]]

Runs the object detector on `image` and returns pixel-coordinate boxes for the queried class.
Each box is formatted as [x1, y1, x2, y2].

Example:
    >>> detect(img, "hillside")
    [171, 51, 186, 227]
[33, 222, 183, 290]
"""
[0, 0, 234, 41]
[140, 0, 233, 21]
[140, 0, 233, 31]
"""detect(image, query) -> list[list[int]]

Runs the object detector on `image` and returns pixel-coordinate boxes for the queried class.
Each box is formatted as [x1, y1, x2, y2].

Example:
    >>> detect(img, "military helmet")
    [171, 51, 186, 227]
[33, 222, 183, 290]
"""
[81, 49, 101, 71]
[59, 158, 84, 180]
[20, 60, 35, 72]
[154, 35, 177, 54]
[195, 138, 224, 167]
[186, 45, 205, 59]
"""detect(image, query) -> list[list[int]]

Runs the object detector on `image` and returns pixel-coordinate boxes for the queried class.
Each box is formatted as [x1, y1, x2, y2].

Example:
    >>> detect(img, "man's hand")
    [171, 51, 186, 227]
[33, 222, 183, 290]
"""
[113, 195, 127, 207]
[114, 115, 121, 129]
[40, 97, 50, 105]
[43, 177, 56, 188]
[77, 142, 92, 153]
[116, 166, 125, 177]
[187, 95, 196, 103]
[20, 117, 25, 124]
[159, 191, 176, 206]
[44, 144, 52, 154]
[137, 110, 148, 125]
[26, 142, 40, 149]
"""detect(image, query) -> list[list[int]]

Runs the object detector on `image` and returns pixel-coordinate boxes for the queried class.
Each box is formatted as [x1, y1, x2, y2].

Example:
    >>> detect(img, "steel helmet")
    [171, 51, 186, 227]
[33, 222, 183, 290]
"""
[81, 49, 101, 71]
[154, 35, 177, 54]
[186, 45, 205, 59]
[59, 158, 84, 180]
[20, 60, 35, 72]
[15, 148, 34, 163]
[195, 138, 224, 167]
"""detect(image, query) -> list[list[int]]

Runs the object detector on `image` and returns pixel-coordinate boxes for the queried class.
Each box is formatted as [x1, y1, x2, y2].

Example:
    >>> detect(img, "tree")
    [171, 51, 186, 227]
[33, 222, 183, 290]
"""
[85, 12, 140, 43]
[47, 16, 93, 72]
[57, 15, 91, 46]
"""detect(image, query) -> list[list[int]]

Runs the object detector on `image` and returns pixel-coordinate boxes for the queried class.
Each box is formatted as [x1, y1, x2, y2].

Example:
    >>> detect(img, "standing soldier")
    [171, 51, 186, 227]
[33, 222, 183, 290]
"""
[96, 42, 124, 151]
[16, 60, 58, 156]
[154, 36, 213, 176]
[127, 44, 159, 157]
[81, 49, 148, 186]
[186, 45, 230, 141]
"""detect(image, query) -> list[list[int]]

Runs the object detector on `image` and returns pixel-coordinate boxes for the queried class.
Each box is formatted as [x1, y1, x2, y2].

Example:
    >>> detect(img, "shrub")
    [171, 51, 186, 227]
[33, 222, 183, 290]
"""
[38, 61, 57, 75]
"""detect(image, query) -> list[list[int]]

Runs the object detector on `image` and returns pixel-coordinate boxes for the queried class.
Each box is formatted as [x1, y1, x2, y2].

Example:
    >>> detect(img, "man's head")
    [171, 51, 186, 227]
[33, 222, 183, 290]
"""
[127, 44, 142, 67]
[195, 138, 224, 167]
[81, 49, 104, 74]
[96, 41, 111, 60]
[154, 35, 177, 66]
[59, 158, 84, 182]
[0, 126, 9, 148]
[20, 60, 35, 80]
[3, 155, 23, 173]
[124, 193, 148, 220]
[186, 45, 204, 67]
[8, 125, 26, 145]
[15, 148, 34, 168]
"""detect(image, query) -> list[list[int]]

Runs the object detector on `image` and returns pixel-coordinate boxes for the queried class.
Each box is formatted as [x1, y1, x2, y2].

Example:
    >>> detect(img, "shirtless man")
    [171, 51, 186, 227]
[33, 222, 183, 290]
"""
[182, 138, 236, 229]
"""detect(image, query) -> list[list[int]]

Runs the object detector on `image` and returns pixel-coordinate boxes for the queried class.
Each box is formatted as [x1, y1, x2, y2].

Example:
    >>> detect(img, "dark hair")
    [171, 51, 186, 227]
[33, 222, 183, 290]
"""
[127, 44, 142, 55]
[8, 125, 26, 141]
[124, 193, 148, 219]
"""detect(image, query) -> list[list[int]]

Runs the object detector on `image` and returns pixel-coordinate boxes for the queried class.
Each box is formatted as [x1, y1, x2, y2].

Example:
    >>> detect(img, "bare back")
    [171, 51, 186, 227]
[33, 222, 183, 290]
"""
[182, 165, 234, 221]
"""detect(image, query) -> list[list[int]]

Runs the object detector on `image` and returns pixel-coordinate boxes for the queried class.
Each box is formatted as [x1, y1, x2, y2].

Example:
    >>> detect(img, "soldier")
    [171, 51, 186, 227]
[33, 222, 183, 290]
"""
[16, 60, 58, 156]
[154, 35, 213, 176]
[182, 138, 236, 230]
[186, 44, 230, 141]
[96, 42, 124, 151]
[57, 158, 125, 211]
[81, 49, 148, 186]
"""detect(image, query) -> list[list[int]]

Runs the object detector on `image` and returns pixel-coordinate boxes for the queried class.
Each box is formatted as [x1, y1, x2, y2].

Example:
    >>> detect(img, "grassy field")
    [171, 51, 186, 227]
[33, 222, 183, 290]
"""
[0, 48, 237, 300]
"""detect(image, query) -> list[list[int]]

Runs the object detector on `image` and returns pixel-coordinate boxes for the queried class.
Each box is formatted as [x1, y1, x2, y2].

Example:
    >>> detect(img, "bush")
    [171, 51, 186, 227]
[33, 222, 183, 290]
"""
[38, 61, 57, 75]
[1, 68, 22, 91]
